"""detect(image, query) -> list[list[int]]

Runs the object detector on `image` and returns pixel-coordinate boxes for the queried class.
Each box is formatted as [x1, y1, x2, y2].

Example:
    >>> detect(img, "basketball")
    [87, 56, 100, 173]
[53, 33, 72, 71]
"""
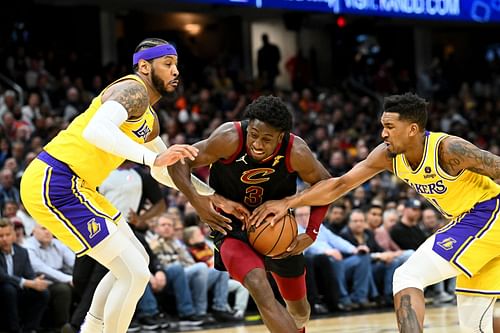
[247, 213, 298, 257]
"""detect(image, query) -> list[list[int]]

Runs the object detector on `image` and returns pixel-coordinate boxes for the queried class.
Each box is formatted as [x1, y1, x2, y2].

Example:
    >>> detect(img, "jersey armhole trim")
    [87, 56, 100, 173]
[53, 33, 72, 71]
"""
[285, 134, 295, 173]
[220, 122, 243, 165]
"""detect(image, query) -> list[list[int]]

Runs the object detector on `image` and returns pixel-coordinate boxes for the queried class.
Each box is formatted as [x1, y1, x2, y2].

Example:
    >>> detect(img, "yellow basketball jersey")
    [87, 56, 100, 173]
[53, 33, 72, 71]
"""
[393, 131, 500, 219]
[44, 74, 156, 189]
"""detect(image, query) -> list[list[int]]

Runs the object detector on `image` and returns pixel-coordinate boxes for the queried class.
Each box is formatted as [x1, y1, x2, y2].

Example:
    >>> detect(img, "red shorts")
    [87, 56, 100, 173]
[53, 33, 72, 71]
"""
[220, 237, 306, 301]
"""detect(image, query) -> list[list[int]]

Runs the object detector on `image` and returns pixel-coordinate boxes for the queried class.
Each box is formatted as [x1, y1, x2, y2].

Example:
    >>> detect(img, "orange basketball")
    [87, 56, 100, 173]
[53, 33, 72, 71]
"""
[247, 213, 298, 257]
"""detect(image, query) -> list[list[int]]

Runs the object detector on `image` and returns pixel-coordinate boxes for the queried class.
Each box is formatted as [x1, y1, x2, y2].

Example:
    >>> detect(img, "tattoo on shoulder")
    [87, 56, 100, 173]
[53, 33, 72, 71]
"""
[396, 295, 421, 333]
[111, 82, 148, 118]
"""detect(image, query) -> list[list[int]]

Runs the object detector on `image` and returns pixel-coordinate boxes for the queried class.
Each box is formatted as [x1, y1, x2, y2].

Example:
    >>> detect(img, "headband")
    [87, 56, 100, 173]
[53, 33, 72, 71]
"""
[132, 44, 177, 65]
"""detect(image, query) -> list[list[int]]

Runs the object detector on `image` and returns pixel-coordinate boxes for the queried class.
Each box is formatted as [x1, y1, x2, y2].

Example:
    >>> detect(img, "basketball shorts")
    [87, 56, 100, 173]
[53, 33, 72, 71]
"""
[217, 237, 306, 301]
[20, 151, 121, 256]
[216, 236, 305, 279]
[433, 194, 500, 295]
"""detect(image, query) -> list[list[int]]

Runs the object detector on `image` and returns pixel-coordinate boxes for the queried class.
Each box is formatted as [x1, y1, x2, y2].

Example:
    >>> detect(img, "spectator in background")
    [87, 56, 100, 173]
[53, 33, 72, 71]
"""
[24, 224, 75, 332]
[421, 207, 444, 237]
[375, 209, 402, 252]
[0, 168, 21, 210]
[341, 210, 413, 305]
[389, 199, 426, 251]
[297, 206, 374, 311]
[285, 49, 311, 92]
[257, 34, 281, 90]
[183, 225, 247, 320]
[0, 218, 50, 333]
[13, 219, 27, 246]
[323, 203, 347, 234]
[365, 202, 384, 230]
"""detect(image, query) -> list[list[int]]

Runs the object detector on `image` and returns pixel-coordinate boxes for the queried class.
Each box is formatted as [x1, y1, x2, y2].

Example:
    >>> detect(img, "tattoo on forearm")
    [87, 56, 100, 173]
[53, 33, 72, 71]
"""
[440, 139, 500, 179]
[396, 295, 422, 333]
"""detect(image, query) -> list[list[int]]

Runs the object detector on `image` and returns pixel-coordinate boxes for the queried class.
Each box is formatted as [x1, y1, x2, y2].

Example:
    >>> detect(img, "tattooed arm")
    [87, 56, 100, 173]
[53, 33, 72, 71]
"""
[439, 136, 500, 179]
[82, 79, 197, 167]
[102, 79, 149, 119]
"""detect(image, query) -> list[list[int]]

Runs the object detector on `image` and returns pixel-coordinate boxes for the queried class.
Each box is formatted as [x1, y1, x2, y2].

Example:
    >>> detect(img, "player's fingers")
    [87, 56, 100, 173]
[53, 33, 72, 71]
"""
[214, 214, 232, 231]
[251, 209, 268, 227]
[286, 239, 298, 252]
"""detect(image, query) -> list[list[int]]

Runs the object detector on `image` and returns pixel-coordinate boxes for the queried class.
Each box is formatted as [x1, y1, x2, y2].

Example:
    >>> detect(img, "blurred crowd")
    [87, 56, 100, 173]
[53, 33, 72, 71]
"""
[0, 41, 499, 332]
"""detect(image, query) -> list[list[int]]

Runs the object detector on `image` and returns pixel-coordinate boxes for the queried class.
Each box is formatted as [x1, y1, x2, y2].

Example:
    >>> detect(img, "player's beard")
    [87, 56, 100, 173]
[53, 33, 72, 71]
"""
[151, 67, 170, 96]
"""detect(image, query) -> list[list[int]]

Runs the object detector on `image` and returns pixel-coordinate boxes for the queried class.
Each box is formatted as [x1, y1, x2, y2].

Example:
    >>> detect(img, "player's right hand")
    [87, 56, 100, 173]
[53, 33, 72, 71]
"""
[154, 144, 198, 166]
[193, 195, 233, 235]
[249, 199, 290, 228]
[210, 194, 250, 230]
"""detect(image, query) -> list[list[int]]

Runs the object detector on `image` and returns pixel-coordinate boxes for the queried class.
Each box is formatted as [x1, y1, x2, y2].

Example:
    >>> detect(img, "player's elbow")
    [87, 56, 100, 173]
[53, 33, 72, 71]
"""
[82, 121, 100, 145]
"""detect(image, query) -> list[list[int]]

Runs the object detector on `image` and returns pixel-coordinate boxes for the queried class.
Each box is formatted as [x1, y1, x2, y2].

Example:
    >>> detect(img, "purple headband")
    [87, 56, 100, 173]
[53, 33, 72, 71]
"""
[132, 44, 177, 65]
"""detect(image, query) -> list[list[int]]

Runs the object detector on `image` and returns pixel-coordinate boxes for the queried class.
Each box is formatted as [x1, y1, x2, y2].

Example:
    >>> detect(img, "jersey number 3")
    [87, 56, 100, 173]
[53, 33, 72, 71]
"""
[244, 186, 264, 207]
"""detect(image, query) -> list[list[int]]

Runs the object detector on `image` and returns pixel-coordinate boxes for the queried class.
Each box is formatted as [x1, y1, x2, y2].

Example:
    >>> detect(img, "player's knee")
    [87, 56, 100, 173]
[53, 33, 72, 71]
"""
[288, 301, 310, 329]
[244, 269, 272, 303]
[129, 257, 150, 287]
[393, 262, 425, 295]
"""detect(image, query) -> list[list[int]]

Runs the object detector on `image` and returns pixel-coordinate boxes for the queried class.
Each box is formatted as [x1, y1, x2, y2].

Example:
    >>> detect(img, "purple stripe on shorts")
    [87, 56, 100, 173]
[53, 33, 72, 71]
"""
[432, 195, 500, 276]
[39, 151, 111, 249]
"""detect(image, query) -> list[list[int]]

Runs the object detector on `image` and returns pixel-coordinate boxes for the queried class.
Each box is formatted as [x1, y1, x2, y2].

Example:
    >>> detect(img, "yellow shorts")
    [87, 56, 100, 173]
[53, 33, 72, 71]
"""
[20, 152, 121, 256]
[434, 195, 500, 296]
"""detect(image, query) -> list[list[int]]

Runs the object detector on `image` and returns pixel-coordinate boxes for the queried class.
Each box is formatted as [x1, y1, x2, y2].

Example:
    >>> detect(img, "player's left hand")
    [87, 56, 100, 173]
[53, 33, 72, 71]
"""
[210, 193, 250, 229]
[272, 233, 313, 259]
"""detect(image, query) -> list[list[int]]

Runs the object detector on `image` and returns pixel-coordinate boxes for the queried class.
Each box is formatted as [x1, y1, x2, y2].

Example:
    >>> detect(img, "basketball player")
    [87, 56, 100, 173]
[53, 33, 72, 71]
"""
[20, 38, 238, 333]
[167, 95, 331, 333]
[250, 93, 500, 333]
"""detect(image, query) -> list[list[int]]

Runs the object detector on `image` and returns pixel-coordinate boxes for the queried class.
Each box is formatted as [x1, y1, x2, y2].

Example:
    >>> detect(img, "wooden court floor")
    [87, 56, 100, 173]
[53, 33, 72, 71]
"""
[177, 304, 498, 333]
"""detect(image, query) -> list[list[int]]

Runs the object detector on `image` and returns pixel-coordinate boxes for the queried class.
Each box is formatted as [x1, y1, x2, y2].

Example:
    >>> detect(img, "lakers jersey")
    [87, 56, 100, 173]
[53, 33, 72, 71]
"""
[44, 75, 156, 189]
[393, 131, 500, 219]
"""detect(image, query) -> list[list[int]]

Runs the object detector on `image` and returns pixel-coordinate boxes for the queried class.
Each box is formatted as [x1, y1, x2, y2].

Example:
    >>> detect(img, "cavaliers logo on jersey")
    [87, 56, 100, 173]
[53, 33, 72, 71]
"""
[87, 218, 101, 239]
[240, 168, 275, 185]
[437, 237, 456, 251]
[132, 120, 151, 140]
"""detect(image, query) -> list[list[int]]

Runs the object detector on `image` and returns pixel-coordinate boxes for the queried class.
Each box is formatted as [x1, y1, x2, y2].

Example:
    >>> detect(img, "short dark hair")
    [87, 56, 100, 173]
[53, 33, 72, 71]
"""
[383, 92, 428, 130]
[244, 95, 293, 132]
[132, 38, 170, 72]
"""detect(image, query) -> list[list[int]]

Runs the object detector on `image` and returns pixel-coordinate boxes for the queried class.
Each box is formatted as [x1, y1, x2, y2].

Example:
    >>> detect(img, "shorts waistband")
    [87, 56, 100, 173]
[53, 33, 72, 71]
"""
[37, 151, 72, 173]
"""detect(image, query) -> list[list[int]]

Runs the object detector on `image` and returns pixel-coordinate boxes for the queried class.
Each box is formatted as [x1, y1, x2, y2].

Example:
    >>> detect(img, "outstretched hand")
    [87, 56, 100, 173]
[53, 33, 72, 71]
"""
[249, 199, 290, 228]
[154, 144, 199, 166]
[272, 233, 313, 259]
[193, 195, 233, 235]
[210, 194, 250, 230]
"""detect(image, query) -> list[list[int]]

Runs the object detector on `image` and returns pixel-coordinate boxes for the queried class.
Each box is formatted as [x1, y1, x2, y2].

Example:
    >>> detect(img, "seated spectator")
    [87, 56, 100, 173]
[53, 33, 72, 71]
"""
[296, 206, 373, 311]
[340, 209, 412, 305]
[389, 199, 426, 250]
[322, 203, 346, 234]
[148, 214, 237, 324]
[0, 168, 21, 210]
[365, 202, 384, 230]
[24, 224, 75, 331]
[0, 218, 50, 333]
[12, 219, 27, 246]
[375, 209, 402, 252]
[183, 225, 247, 321]
[146, 214, 212, 326]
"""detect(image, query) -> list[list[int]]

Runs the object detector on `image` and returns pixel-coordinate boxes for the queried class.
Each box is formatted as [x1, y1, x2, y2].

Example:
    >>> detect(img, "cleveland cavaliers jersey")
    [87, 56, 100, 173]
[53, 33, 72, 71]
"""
[44, 75, 156, 189]
[209, 121, 298, 234]
[393, 131, 500, 219]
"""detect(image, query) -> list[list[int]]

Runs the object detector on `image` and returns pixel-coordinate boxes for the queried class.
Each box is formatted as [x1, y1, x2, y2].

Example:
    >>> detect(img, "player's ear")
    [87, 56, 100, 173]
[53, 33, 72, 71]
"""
[278, 132, 285, 143]
[409, 123, 419, 137]
[137, 59, 151, 75]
